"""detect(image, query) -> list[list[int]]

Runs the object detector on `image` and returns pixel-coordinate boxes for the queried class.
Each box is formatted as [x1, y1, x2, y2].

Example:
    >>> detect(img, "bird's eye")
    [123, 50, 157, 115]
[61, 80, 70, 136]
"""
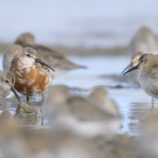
[27, 54, 31, 57]
[5, 80, 9, 83]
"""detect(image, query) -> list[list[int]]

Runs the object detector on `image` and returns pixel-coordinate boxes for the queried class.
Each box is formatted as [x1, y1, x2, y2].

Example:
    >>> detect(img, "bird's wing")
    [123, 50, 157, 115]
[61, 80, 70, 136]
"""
[10, 55, 17, 71]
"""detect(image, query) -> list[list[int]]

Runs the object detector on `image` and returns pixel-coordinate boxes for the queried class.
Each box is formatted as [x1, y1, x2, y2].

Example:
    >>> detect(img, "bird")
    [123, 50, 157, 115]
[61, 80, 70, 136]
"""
[10, 47, 55, 103]
[89, 86, 120, 117]
[122, 52, 144, 87]
[123, 53, 158, 107]
[3, 32, 87, 75]
[128, 26, 158, 57]
[126, 26, 158, 87]
[0, 70, 20, 102]
[14, 32, 35, 47]
[44, 85, 121, 137]
[3, 44, 23, 71]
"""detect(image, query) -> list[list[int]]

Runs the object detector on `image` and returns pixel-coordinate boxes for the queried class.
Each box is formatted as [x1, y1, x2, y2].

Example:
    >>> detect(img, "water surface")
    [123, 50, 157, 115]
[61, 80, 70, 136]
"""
[0, 54, 155, 135]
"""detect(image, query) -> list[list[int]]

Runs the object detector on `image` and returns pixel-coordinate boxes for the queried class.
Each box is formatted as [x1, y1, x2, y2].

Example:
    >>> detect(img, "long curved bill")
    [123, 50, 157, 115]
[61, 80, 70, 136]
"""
[10, 86, 21, 103]
[122, 63, 139, 75]
[35, 58, 55, 72]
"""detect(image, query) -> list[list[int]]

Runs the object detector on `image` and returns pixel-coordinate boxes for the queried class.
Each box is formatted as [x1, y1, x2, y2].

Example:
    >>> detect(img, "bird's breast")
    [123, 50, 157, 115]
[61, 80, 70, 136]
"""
[139, 70, 158, 98]
[14, 64, 51, 96]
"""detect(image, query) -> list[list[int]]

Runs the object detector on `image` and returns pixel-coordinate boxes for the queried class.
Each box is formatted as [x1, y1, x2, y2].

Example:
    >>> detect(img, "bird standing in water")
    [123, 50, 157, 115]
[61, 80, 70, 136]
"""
[10, 47, 55, 103]
[123, 54, 158, 108]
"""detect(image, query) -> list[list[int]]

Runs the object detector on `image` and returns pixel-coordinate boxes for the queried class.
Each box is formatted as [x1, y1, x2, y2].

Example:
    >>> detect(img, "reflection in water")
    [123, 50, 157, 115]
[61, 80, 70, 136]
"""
[129, 102, 158, 136]
[109, 87, 152, 135]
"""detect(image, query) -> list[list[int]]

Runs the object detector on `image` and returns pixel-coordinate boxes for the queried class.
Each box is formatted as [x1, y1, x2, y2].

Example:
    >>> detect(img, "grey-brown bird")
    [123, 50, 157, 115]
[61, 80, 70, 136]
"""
[122, 52, 144, 87]
[0, 70, 20, 102]
[123, 54, 158, 107]
[128, 26, 158, 56]
[125, 26, 158, 87]
[3, 32, 87, 75]
[3, 44, 23, 71]
[44, 85, 121, 137]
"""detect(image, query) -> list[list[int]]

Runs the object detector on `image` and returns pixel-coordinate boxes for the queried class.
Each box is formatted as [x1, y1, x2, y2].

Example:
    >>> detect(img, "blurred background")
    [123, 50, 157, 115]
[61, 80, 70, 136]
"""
[1, 1, 158, 158]
[1, 0, 158, 48]
[1, 0, 158, 135]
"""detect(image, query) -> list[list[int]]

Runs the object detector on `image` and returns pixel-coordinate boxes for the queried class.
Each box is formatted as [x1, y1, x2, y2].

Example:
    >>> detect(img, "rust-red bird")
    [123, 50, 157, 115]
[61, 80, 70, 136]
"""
[10, 47, 55, 103]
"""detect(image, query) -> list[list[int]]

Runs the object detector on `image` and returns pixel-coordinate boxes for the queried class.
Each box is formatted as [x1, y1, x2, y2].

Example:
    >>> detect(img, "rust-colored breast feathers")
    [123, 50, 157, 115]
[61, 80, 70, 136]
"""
[13, 58, 51, 96]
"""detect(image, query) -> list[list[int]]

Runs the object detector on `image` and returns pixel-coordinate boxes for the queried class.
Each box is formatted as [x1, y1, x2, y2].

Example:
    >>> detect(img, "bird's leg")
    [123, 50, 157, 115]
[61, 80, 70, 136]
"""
[151, 97, 154, 108]
[41, 93, 44, 126]
[41, 93, 44, 104]
[26, 96, 29, 104]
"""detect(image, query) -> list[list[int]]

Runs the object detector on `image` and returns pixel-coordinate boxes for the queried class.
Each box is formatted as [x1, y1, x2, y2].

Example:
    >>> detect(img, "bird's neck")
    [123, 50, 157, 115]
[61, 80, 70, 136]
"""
[16, 57, 34, 69]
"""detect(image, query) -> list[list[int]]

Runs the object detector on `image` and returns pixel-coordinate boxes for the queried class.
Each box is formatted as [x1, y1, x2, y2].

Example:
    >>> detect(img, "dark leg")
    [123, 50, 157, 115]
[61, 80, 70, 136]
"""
[152, 97, 154, 108]
[41, 93, 44, 126]
[41, 93, 44, 104]
[26, 96, 29, 104]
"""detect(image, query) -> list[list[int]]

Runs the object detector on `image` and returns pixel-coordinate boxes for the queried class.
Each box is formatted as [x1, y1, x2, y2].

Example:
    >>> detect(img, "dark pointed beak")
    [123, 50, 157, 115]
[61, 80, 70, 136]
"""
[10, 86, 21, 103]
[35, 58, 55, 72]
[122, 63, 139, 75]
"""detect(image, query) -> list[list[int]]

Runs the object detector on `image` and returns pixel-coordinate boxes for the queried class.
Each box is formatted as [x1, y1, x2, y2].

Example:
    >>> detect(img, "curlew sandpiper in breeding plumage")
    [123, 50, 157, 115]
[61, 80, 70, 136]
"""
[10, 47, 55, 103]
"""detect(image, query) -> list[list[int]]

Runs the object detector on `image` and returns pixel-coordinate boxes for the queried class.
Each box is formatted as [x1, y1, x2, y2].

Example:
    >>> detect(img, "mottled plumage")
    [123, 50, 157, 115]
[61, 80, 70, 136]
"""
[44, 85, 121, 137]
[10, 47, 53, 100]
[124, 54, 158, 107]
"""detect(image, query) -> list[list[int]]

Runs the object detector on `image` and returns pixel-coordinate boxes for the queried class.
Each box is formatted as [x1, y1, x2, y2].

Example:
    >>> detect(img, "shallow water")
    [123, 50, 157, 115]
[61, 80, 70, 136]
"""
[0, 54, 155, 136]
[59, 56, 156, 136]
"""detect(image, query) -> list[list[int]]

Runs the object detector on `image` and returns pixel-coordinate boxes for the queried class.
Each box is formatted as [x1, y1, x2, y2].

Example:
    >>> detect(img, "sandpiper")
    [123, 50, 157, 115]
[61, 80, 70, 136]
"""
[123, 52, 144, 87]
[2, 32, 87, 75]
[123, 54, 158, 107]
[89, 86, 120, 117]
[128, 26, 158, 56]
[14, 32, 35, 47]
[125, 26, 158, 87]
[44, 85, 121, 137]
[10, 47, 54, 103]
[3, 44, 23, 71]
[0, 71, 20, 102]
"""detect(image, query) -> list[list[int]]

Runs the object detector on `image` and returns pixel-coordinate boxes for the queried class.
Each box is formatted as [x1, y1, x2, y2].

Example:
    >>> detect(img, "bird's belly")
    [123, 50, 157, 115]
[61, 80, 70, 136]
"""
[141, 79, 158, 99]
[14, 67, 51, 96]
[140, 71, 158, 99]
